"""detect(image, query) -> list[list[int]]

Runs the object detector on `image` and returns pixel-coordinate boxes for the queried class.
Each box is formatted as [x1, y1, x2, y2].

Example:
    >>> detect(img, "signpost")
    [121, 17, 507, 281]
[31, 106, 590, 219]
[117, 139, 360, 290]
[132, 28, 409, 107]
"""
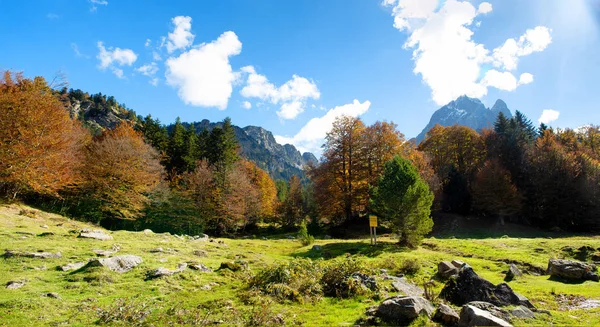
[369, 214, 378, 245]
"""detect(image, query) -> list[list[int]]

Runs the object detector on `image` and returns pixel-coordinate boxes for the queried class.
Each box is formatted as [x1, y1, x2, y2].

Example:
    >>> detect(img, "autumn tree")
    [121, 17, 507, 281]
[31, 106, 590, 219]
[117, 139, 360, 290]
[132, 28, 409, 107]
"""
[471, 160, 522, 222]
[81, 122, 163, 221]
[0, 71, 88, 199]
[370, 155, 434, 247]
[362, 121, 406, 187]
[240, 159, 278, 221]
[281, 175, 305, 228]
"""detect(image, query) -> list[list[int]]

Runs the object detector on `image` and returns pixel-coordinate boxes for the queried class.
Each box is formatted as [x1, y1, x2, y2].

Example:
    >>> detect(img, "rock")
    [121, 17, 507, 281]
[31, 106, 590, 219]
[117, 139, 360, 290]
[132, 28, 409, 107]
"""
[200, 284, 212, 291]
[174, 235, 185, 240]
[143, 229, 153, 234]
[391, 278, 424, 296]
[218, 260, 248, 272]
[37, 232, 55, 237]
[193, 234, 209, 241]
[351, 273, 378, 291]
[84, 255, 142, 273]
[466, 302, 511, 322]
[439, 261, 459, 279]
[547, 259, 599, 282]
[591, 253, 600, 262]
[439, 265, 533, 308]
[78, 230, 113, 241]
[261, 237, 267, 240]
[459, 305, 512, 327]
[451, 260, 466, 269]
[433, 303, 460, 326]
[287, 236, 295, 240]
[505, 264, 522, 281]
[93, 249, 115, 257]
[145, 263, 187, 280]
[311, 245, 323, 251]
[3, 250, 62, 259]
[59, 262, 86, 271]
[148, 248, 164, 253]
[44, 292, 61, 299]
[193, 250, 208, 257]
[376, 296, 435, 324]
[189, 263, 212, 272]
[510, 306, 535, 319]
[6, 281, 26, 290]
[534, 248, 545, 253]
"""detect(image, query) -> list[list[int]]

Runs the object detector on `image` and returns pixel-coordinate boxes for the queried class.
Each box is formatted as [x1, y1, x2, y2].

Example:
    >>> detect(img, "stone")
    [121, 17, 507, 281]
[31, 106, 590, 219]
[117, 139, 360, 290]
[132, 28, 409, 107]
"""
[510, 306, 535, 319]
[193, 234, 209, 241]
[439, 261, 459, 279]
[148, 248, 164, 253]
[591, 253, 600, 262]
[78, 230, 113, 241]
[391, 278, 424, 297]
[311, 245, 323, 251]
[218, 260, 248, 272]
[506, 264, 522, 281]
[433, 303, 460, 326]
[351, 273, 378, 291]
[451, 260, 466, 269]
[38, 232, 55, 237]
[145, 263, 187, 280]
[6, 281, 26, 290]
[193, 250, 208, 257]
[3, 250, 62, 259]
[93, 249, 116, 257]
[143, 229, 153, 234]
[189, 263, 212, 273]
[84, 255, 142, 273]
[44, 292, 61, 299]
[459, 305, 512, 327]
[466, 302, 511, 322]
[59, 262, 86, 271]
[376, 296, 435, 324]
[174, 235, 185, 240]
[40, 225, 49, 229]
[439, 265, 534, 308]
[547, 259, 599, 282]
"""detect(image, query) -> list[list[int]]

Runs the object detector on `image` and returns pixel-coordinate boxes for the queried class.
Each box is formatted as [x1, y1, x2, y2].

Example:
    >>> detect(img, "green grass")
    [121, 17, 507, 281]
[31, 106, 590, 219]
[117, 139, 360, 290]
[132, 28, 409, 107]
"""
[0, 203, 599, 326]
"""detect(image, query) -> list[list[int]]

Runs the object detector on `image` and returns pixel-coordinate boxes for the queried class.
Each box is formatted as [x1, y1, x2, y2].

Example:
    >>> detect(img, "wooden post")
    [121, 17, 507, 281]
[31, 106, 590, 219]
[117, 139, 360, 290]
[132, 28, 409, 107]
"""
[373, 226, 377, 245]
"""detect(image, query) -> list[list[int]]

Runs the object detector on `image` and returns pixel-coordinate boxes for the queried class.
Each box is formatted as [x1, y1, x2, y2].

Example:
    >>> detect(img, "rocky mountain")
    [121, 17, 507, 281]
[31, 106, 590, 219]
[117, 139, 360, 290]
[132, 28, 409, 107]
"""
[415, 96, 513, 143]
[181, 120, 317, 182]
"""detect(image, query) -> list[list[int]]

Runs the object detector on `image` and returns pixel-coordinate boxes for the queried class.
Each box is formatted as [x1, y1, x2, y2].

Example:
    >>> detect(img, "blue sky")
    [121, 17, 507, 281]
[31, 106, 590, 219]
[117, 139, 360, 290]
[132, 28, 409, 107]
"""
[1, 0, 599, 155]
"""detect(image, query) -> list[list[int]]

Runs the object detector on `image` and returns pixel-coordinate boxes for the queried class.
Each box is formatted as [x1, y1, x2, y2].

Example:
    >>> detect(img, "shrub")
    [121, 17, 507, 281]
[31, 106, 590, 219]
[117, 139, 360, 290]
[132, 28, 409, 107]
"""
[321, 256, 372, 298]
[399, 258, 421, 276]
[297, 221, 315, 246]
[96, 298, 151, 326]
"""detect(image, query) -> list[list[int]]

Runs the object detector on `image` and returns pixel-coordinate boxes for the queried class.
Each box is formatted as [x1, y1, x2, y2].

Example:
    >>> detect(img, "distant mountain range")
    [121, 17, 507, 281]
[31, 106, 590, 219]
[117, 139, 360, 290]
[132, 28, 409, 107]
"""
[415, 95, 513, 143]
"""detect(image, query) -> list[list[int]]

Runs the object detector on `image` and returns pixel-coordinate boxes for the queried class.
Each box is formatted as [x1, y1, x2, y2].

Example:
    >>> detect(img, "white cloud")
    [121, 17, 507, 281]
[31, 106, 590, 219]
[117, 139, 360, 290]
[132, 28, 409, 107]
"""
[519, 72, 534, 85]
[152, 51, 162, 61]
[71, 43, 89, 59]
[275, 99, 371, 154]
[96, 42, 137, 78]
[149, 78, 159, 86]
[383, 0, 552, 105]
[136, 62, 159, 76]
[240, 67, 320, 119]
[144, 39, 151, 47]
[165, 31, 242, 109]
[538, 109, 560, 124]
[166, 16, 195, 53]
[90, 0, 108, 12]
[242, 101, 252, 109]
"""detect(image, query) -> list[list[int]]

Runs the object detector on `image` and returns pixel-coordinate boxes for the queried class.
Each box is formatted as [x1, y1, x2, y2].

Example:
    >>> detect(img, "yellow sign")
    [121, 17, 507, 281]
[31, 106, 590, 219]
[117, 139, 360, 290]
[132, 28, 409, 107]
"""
[369, 215, 378, 227]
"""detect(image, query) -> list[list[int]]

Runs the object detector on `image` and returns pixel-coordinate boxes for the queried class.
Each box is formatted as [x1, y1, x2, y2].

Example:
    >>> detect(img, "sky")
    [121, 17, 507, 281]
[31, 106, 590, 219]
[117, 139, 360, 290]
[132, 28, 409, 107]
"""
[1, 0, 599, 156]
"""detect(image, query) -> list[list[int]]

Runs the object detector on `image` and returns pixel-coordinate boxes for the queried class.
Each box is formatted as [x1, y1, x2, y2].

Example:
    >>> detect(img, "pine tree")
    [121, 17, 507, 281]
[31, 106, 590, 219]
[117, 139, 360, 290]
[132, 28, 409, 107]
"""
[167, 117, 187, 176]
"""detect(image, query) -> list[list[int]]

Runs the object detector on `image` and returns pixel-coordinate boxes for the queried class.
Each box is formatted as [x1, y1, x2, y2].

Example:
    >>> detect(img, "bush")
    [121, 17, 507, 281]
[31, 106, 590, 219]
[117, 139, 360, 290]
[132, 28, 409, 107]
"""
[96, 298, 151, 326]
[297, 221, 315, 246]
[321, 256, 372, 298]
[400, 258, 421, 275]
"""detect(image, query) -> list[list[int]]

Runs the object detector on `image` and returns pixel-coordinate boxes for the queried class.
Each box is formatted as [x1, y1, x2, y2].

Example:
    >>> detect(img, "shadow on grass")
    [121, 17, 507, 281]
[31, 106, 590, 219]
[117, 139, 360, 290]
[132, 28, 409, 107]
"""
[547, 275, 590, 285]
[293, 241, 411, 260]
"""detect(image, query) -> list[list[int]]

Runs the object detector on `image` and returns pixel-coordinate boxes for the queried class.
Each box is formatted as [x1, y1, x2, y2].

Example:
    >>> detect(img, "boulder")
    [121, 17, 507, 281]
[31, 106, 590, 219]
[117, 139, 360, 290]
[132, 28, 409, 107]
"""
[466, 302, 511, 322]
[143, 229, 153, 234]
[193, 234, 209, 241]
[311, 245, 323, 251]
[351, 273, 378, 291]
[439, 261, 459, 279]
[189, 263, 212, 273]
[59, 262, 86, 271]
[391, 278, 425, 297]
[193, 250, 208, 257]
[459, 305, 512, 327]
[84, 255, 142, 273]
[78, 230, 113, 241]
[219, 260, 248, 272]
[145, 263, 187, 280]
[452, 260, 466, 269]
[547, 259, 599, 282]
[3, 250, 62, 259]
[6, 281, 26, 290]
[439, 265, 533, 308]
[505, 264, 522, 281]
[510, 306, 535, 319]
[433, 303, 459, 326]
[376, 296, 435, 324]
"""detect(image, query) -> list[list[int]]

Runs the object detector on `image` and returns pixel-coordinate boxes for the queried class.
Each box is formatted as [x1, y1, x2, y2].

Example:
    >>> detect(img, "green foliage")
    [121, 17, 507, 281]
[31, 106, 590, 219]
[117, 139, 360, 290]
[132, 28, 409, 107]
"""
[275, 179, 288, 202]
[321, 256, 372, 298]
[370, 156, 434, 247]
[96, 298, 151, 326]
[297, 221, 315, 246]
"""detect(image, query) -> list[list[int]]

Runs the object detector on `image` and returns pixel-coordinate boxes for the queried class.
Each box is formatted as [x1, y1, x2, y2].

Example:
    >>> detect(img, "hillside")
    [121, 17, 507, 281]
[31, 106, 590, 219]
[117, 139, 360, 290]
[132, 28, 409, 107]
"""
[2, 204, 599, 326]
[415, 96, 513, 143]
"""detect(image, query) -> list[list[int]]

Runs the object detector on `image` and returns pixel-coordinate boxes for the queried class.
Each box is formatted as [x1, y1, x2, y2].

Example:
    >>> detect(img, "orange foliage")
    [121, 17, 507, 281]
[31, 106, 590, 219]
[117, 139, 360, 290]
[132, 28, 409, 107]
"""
[239, 160, 278, 220]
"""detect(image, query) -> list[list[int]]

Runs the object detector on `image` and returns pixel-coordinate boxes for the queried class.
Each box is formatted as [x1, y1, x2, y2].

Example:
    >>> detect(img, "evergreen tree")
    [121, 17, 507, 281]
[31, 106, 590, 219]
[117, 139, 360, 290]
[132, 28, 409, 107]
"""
[167, 117, 187, 176]
[182, 123, 201, 172]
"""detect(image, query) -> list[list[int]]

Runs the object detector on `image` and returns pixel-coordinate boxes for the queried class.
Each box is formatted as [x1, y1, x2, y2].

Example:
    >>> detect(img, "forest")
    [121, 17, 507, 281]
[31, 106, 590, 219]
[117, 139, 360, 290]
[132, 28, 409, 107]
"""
[2, 71, 600, 243]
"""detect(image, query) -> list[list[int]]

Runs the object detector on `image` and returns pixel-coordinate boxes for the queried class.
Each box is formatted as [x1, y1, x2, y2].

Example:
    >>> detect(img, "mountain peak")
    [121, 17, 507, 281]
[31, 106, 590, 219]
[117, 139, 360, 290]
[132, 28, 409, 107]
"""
[491, 99, 508, 112]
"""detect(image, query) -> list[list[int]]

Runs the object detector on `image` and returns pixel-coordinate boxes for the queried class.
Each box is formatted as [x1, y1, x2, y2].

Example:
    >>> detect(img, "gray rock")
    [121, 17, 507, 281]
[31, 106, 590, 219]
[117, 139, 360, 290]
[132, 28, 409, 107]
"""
[43, 292, 61, 299]
[547, 259, 599, 282]
[148, 247, 164, 253]
[193, 250, 208, 257]
[84, 255, 142, 273]
[311, 245, 323, 251]
[59, 262, 86, 271]
[510, 306, 535, 319]
[6, 281, 26, 290]
[506, 264, 522, 281]
[193, 234, 209, 241]
[189, 263, 212, 273]
[143, 229, 153, 234]
[452, 260, 466, 269]
[466, 302, 511, 322]
[93, 249, 115, 257]
[459, 305, 512, 327]
[376, 296, 434, 323]
[433, 303, 460, 326]
[78, 230, 113, 241]
[145, 263, 187, 279]
[218, 261, 248, 272]
[439, 261, 459, 279]
[3, 250, 62, 259]
[351, 273, 378, 291]
[391, 278, 425, 296]
[40, 225, 49, 229]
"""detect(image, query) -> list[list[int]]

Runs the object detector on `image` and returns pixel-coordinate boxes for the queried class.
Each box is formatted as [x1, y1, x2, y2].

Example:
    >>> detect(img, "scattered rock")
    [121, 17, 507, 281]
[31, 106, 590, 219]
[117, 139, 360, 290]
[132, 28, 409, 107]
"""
[189, 263, 212, 273]
[459, 305, 512, 327]
[3, 250, 62, 259]
[84, 255, 142, 273]
[174, 235, 185, 241]
[439, 265, 533, 308]
[193, 250, 208, 257]
[40, 225, 49, 229]
[192, 234, 209, 241]
[438, 261, 459, 279]
[218, 240, 225, 244]
[505, 264, 522, 281]
[578, 300, 600, 310]
[376, 296, 435, 324]
[43, 292, 61, 299]
[145, 263, 187, 280]
[78, 230, 113, 241]
[311, 245, 323, 251]
[351, 273, 378, 291]
[547, 259, 599, 282]
[38, 232, 55, 237]
[467, 302, 511, 322]
[143, 229, 153, 234]
[591, 253, 600, 262]
[433, 303, 459, 326]
[510, 306, 535, 319]
[148, 248, 164, 253]
[218, 260, 248, 272]
[451, 260, 466, 269]
[6, 281, 26, 290]
[59, 262, 86, 271]
[200, 284, 212, 291]
[391, 278, 424, 297]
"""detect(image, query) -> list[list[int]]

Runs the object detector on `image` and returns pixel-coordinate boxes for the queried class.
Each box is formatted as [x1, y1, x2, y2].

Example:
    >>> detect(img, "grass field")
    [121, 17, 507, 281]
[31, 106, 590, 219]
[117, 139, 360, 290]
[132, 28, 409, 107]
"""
[0, 204, 599, 326]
